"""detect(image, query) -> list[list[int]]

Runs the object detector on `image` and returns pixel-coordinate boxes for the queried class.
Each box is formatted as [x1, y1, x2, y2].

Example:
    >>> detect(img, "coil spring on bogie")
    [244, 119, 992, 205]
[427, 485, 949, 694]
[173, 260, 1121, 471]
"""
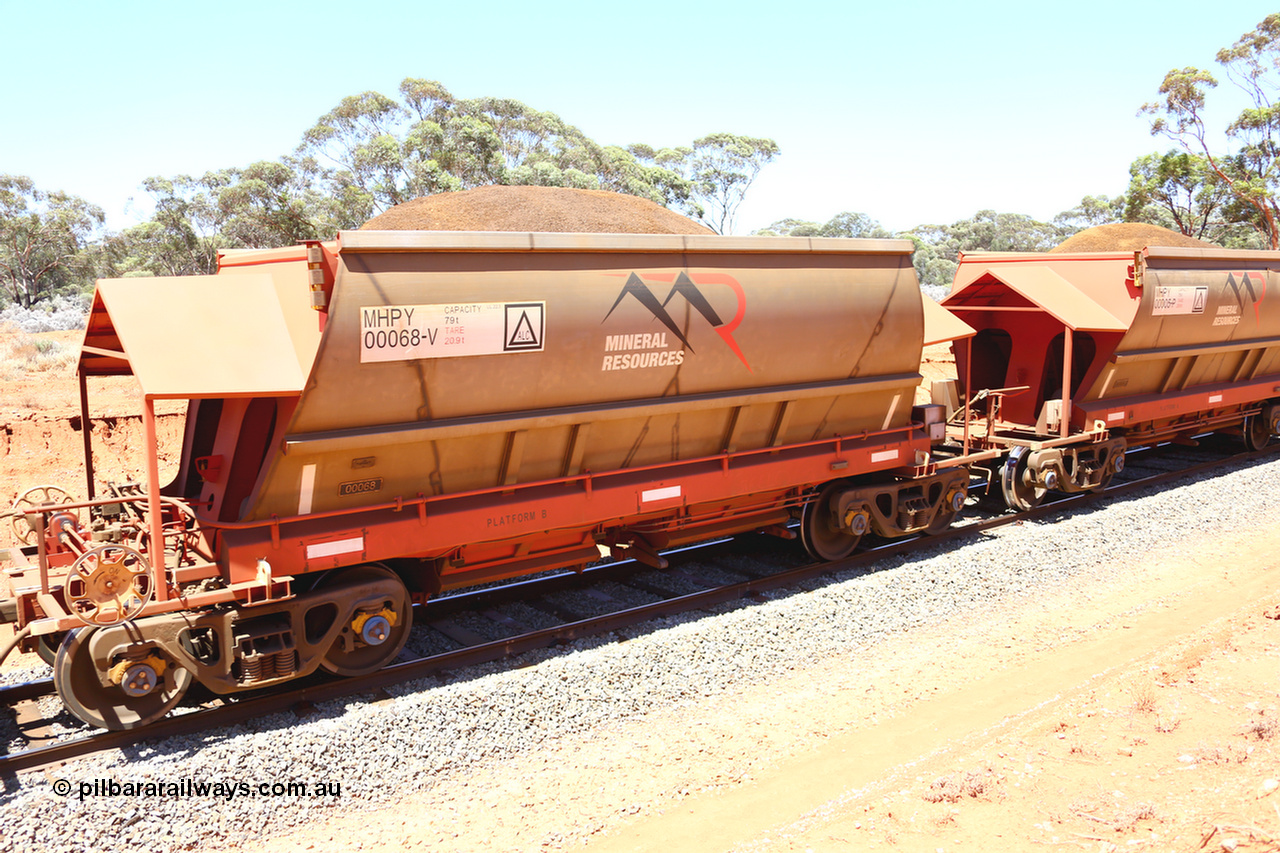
[238, 649, 298, 684]
[272, 649, 297, 678]
[240, 654, 267, 683]
[897, 496, 933, 531]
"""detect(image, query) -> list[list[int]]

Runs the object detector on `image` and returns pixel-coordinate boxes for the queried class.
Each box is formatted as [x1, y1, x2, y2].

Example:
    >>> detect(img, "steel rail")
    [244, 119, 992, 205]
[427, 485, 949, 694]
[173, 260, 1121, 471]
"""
[0, 536, 744, 712]
[2, 441, 1276, 776]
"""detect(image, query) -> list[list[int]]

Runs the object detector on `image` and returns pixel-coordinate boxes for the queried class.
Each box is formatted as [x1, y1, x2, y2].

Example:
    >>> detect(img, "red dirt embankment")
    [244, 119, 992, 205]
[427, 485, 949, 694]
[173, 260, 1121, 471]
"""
[0, 329, 185, 505]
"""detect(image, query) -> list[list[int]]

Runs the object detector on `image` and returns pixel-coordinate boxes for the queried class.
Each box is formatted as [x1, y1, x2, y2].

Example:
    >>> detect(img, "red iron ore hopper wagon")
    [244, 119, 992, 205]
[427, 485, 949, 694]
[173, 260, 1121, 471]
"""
[938, 246, 1280, 510]
[1, 231, 969, 729]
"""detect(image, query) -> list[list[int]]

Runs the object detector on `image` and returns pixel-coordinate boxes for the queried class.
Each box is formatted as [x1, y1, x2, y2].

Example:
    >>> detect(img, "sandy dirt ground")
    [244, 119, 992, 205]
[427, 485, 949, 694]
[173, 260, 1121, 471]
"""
[227, 523, 1279, 853]
[5, 331, 1278, 852]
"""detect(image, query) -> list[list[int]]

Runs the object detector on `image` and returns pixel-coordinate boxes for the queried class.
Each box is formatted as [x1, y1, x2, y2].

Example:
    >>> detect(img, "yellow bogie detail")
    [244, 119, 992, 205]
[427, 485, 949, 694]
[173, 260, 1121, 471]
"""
[107, 653, 168, 686]
[351, 607, 398, 638]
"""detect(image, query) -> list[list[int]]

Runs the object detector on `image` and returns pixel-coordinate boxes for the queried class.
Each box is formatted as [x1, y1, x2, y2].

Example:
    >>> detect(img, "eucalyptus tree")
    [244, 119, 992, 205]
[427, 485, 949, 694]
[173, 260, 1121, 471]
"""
[608, 144, 695, 210]
[1122, 151, 1247, 242]
[753, 211, 889, 239]
[900, 211, 1059, 290]
[212, 160, 327, 248]
[0, 175, 104, 308]
[117, 79, 777, 279]
[684, 133, 780, 234]
[1141, 14, 1280, 248]
[113, 175, 225, 277]
[753, 217, 823, 236]
[1052, 194, 1125, 232]
[297, 78, 699, 222]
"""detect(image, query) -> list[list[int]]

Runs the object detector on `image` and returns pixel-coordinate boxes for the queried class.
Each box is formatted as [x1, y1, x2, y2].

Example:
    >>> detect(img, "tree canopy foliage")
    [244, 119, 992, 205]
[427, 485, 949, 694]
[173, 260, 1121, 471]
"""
[8, 77, 775, 292]
[684, 134, 779, 235]
[755, 211, 892, 239]
[293, 80, 771, 233]
[1120, 150, 1263, 246]
[1141, 14, 1280, 248]
[0, 79, 788, 309]
[0, 175, 103, 309]
[754, 206, 1101, 290]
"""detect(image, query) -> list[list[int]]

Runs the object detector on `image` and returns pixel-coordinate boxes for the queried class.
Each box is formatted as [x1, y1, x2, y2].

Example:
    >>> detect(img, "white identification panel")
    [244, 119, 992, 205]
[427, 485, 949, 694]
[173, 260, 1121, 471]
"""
[361, 302, 545, 363]
[1151, 286, 1207, 317]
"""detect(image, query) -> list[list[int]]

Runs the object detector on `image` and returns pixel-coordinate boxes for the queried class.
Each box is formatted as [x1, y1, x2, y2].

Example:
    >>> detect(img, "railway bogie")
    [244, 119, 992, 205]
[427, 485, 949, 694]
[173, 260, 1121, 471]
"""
[798, 466, 970, 561]
[34, 560, 415, 729]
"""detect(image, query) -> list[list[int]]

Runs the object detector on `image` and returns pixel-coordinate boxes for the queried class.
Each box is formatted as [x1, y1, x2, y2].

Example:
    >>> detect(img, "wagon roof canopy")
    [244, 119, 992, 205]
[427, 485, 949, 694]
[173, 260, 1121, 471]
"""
[921, 294, 975, 346]
[80, 274, 312, 399]
[942, 264, 1128, 333]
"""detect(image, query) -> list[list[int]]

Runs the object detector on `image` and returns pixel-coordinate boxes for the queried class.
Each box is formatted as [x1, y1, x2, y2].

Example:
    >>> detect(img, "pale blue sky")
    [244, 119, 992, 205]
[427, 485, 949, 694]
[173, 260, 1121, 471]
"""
[2, 0, 1272, 234]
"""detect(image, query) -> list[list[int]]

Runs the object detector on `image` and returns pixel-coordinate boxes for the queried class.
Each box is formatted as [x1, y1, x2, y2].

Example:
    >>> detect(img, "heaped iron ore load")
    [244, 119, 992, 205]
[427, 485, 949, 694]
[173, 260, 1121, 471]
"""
[1, 229, 970, 729]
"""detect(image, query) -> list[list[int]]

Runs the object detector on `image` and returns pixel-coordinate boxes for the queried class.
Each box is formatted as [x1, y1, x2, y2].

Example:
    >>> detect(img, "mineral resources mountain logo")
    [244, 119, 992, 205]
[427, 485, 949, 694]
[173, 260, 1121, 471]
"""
[1226, 271, 1266, 325]
[601, 271, 750, 372]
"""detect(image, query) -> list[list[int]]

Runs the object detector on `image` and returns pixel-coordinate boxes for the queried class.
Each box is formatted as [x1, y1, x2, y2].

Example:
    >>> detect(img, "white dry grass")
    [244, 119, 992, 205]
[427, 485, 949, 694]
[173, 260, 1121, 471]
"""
[0, 325, 78, 381]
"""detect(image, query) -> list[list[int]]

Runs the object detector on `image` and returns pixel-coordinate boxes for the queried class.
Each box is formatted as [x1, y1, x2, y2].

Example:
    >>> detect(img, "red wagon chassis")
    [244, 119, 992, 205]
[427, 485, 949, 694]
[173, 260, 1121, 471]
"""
[5, 423, 943, 635]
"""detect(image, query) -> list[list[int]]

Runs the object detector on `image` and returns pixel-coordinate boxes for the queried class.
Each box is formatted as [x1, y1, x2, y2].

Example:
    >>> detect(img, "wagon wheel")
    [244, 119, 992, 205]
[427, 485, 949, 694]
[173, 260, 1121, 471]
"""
[36, 632, 66, 666]
[925, 486, 967, 534]
[64, 545, 153, 627]
[10, 484, 80, 546]
[800, 482, 863, 562]
[54, 628, 192, 730]
[317, 565, 412, 677]
[1000, 447, 1046, 512]
[1242, 412, 1272, 452]
[1093, 443, 1127, 493]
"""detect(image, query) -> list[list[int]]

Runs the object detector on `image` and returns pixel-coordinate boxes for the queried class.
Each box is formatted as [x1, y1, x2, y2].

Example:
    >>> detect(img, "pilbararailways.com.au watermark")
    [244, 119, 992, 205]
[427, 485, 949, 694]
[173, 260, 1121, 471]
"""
[51, 778, 341, 801]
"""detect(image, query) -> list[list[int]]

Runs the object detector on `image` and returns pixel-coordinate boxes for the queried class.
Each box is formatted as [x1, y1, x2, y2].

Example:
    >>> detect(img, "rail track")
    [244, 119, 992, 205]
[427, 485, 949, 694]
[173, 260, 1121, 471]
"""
[0, 435, 1272, 776]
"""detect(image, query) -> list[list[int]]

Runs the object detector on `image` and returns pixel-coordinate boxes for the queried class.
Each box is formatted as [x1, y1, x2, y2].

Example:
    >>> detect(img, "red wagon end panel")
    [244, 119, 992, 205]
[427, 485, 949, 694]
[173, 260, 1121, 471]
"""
[943, 257, 1130, 427]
